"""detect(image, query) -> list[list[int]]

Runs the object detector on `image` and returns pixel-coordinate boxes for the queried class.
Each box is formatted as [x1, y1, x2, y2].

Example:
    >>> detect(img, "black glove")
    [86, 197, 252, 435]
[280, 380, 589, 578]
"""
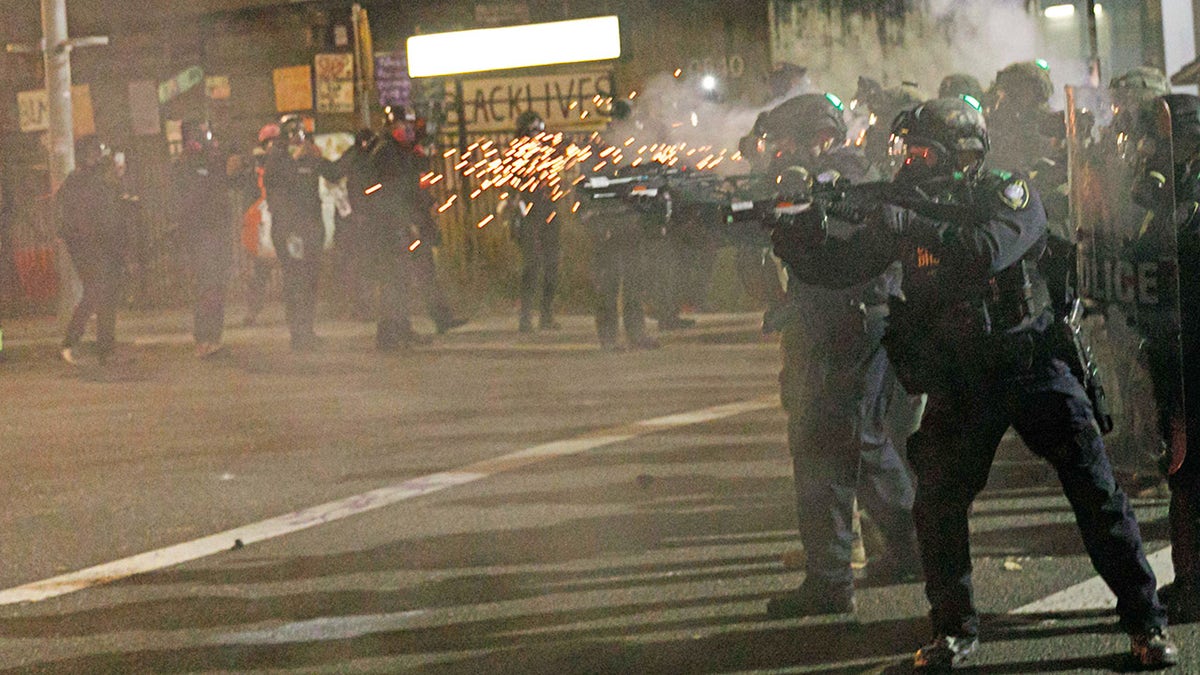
[868, 203, 941, 245]
[770, 201, 827, 268]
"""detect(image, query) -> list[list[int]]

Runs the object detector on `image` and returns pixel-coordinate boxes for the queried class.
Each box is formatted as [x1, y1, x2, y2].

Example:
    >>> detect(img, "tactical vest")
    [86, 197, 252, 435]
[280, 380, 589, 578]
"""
[881, 173, 1053, 393]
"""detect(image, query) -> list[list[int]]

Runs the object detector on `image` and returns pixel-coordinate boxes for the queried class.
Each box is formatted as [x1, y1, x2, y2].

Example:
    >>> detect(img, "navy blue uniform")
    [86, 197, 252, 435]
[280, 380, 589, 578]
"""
[775, 147, 920, 604]
[777, 170, 1166, 639]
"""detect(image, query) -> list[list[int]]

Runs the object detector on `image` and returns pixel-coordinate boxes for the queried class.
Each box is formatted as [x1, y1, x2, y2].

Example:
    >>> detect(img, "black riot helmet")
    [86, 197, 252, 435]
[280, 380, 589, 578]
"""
[1133, 94, 1200, 207]
[74, 135, 108, 169]
[938, 73, 985, 104]
[891, 96, 989, 182]
[758, 93, 848, 160]
[1110, 67, 1170, 104]
[608, 99, 633, 121]
[279, 114, 307, 144]
[993, 60, 1054, 110]
[515, 110, 546, 137]
[1110, 67, 1171, 147]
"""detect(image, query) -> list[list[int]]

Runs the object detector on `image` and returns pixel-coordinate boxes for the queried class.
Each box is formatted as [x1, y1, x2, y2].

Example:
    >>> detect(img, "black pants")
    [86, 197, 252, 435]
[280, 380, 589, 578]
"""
[908, 350, 1165, 639]
[244, 257, 273, 319]
[644, 233, 684, 321]
[592, 234, 648, 344]
[272, 229, 321, 346]
[374, 244, 415, 348]
[63, 250, 121, 358]
[1170, 454, 1200, 592]
[1144, 335, 1200, 591]
[518, 219, 561, 323]
[409, 244, 456, 329]
[189, 235, 230, 344]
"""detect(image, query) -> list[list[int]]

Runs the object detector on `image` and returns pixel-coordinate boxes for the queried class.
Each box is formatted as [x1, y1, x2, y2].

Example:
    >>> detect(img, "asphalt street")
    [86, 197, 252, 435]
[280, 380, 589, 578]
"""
[0, 309, 1192, 673]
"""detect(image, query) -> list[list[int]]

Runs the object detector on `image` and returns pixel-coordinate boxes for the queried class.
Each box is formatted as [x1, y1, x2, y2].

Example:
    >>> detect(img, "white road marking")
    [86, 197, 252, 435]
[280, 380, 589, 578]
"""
[217, 611, 427, 645]
[0, 396, 777, 606]
[1011, 546, 1175, 614]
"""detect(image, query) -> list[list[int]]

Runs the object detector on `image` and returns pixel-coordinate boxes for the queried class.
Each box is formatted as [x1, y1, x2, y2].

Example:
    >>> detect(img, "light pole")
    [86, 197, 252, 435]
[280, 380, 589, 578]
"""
[6, 0, 108, 189]
[6, 0, 107, 315]
[41, 0, 74, 191]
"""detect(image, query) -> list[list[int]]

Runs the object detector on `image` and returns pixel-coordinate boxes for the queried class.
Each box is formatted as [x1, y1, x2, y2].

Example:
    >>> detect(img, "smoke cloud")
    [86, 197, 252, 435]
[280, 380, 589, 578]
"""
[597, 1, 1094, 174]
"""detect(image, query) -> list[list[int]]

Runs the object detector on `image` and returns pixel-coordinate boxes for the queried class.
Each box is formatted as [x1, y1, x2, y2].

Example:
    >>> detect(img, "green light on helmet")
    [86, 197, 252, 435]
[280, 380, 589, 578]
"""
[824, 92, 845, 111]
[1035, 58, 1050, 71]
[961, 94, 983, 112]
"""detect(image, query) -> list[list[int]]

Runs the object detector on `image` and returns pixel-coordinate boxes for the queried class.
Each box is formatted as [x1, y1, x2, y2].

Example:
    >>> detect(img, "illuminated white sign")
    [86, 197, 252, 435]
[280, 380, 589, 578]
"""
[407, 16, 621, 78]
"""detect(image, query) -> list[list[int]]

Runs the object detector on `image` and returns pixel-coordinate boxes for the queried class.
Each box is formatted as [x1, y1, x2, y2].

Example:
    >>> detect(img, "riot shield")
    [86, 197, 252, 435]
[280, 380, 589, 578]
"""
[1066, 86, 1185, 481]
[1133, 97, 1187, 476]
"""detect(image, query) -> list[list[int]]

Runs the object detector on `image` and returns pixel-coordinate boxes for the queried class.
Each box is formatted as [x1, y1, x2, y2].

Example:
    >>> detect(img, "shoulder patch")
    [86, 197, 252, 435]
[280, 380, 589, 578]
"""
[999, 178, 1030, 210]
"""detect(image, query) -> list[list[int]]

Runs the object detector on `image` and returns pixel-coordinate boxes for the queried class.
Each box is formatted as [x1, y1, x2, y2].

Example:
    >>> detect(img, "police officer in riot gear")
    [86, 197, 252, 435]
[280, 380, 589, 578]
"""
[1129, 93, 1200, 624]
[986, 61, 1062, 173]
[771, 96, 1177, 669]
[581, 100, 661, 351]
[937, 73, 984, 104]
[172, 119, 234, 358]
[852, 77, 924, 174]
[511, 110, 563, 333]
[987, 61, 1073, 239]
[262, 114, 343, 350]
[1107, 67, 1172, 159]
[757, 92, 922, 620]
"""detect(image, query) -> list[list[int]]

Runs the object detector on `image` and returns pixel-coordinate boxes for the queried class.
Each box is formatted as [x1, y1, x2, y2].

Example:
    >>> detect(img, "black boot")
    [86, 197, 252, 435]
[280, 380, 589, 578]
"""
[1129, 627, 1179, 668]
[766, 581, 854, 619]
[914, 634, 979, 670]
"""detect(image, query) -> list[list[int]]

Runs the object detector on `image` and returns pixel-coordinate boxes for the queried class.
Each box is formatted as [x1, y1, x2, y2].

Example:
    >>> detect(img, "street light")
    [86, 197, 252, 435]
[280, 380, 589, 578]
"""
[1043, 3, 1103, 19]
[1044, 3, 1076, 19]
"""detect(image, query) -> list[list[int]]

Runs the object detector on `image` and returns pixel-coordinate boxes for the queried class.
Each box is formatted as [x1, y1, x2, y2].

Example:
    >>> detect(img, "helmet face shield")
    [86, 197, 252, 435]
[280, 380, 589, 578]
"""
[902, 142, 942, 169]
[891, 97, 988, 181]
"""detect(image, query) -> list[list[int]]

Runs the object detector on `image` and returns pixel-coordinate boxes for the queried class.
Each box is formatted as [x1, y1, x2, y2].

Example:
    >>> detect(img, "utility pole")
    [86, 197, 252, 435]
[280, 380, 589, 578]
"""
[352, 3, 373, 129]
[6, 0, 108, 190]
[6, 0, 107, 315]
[1085, 0, 1101, 88]
[42, 0, 74, 191]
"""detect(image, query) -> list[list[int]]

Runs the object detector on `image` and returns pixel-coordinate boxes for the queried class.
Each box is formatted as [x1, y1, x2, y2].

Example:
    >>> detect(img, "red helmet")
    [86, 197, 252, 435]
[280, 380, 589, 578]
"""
[257, 123, 281, 144]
